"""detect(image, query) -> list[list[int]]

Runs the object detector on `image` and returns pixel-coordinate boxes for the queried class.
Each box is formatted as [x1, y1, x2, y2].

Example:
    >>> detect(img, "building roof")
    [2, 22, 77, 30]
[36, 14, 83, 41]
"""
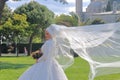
[93, 11, 120, 15]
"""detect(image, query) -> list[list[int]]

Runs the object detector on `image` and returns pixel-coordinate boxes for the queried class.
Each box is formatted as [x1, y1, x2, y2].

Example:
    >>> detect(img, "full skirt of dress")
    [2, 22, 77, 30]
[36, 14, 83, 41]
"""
[18, 59, 68, 80]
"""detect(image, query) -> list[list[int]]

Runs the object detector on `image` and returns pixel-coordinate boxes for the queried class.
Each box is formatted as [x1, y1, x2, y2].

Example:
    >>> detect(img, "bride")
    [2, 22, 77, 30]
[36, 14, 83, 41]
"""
[18, 23, 120, 80]
[18, 25, 68, 80]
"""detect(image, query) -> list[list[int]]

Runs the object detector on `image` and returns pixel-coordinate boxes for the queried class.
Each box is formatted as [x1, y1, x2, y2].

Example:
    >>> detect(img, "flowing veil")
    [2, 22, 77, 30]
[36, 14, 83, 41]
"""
[46, 22, 120, 80]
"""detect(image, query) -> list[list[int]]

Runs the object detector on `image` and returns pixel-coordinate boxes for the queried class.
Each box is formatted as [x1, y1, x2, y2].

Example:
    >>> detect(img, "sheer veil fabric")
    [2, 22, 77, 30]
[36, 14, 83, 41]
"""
[46, 23, 120, 80]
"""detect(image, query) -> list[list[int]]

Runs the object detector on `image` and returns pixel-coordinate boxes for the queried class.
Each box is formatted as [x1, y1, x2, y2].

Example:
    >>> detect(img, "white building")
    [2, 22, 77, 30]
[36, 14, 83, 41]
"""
[76, 0, 120, 23]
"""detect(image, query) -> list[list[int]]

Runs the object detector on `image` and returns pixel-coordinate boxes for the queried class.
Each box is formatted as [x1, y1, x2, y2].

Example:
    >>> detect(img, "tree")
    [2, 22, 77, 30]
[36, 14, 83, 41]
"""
[0, 0, 67, 23]
[0, 0, 7, 22]
[69, 12, 80, 26]
[0, 4, 12, 56]
[0, 13, 29, 56]
[54, 14, 78, 27]
[1, 5, 12, 24]
[80, 19, 91, 26]
[0, 0, 66, 56]
[14, 1, 54, 55]
[0, 25, 2, 56]
[91, 18, 105, 25]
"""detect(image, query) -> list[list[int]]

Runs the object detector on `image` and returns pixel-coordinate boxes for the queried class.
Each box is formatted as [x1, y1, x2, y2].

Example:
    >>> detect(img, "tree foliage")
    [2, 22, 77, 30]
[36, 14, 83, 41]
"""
[1, 5, 12, 24]
[14, 1, 54, 42]
[0, 0, 67, 22]
[1, 13, 29, 42]
[54, 14, 79, 27]
[69, 12, 80, 26]
[14, 1, 54, 55]
[0, 0, 7, 22]
[0, 0, 66, 56]
[15, 1, 54, 30]
[91, 18, 105, 25]
[0, 13, 28, 56]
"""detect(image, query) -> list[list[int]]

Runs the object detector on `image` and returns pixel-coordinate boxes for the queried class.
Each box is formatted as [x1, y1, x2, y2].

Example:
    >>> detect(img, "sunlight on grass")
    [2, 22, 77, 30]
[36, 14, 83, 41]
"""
[0, 56, 120, 80]
[0, 56, 35, 80]
[65, 57, 89, 80]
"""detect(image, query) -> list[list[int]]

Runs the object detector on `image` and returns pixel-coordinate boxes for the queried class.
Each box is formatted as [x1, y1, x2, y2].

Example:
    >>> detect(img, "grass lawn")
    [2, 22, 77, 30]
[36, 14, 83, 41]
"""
[0, 56, 120, 80]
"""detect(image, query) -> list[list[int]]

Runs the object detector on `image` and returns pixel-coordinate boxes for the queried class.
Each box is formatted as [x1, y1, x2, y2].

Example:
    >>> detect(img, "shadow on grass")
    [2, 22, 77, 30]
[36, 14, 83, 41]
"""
[0, 62, 32, 69]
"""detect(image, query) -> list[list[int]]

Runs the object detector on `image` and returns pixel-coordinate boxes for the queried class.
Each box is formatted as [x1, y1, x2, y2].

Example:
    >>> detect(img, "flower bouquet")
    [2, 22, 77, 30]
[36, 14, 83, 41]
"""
[31, 50, 43, 59]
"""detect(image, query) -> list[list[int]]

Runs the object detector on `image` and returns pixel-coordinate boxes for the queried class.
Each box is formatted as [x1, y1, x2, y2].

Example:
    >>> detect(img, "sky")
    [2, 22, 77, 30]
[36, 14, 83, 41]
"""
[6, 0, 90, 15]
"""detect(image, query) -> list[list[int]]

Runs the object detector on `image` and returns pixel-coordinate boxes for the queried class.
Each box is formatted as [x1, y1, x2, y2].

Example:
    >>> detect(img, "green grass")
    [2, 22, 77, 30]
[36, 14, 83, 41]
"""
[0, 56, 120, 80]
[0, 56, 34, 80]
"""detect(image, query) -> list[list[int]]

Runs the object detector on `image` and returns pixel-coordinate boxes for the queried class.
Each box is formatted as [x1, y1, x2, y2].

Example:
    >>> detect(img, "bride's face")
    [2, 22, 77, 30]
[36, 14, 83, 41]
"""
[45, 30, 52, 40]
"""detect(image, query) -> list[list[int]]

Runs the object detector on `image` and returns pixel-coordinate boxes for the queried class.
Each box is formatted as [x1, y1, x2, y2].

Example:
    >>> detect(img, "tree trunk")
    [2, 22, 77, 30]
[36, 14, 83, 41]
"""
[28, 24, 42, 56]
[0, 0, 7, 24]
[15, 42, 19, 57]
[0, 35, 2, 56]
[0, 43, 1, 56]
[28, 34, 34, 56]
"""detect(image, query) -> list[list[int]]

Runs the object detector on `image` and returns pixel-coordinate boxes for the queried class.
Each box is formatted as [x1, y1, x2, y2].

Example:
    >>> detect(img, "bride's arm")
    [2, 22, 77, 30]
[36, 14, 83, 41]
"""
[36, 53, 47, 62]
[37, 40, 55, 62]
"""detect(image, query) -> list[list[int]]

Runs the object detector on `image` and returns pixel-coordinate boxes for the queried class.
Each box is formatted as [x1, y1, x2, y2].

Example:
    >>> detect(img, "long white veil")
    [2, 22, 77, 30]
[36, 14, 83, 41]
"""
[46, 22, 120, 80]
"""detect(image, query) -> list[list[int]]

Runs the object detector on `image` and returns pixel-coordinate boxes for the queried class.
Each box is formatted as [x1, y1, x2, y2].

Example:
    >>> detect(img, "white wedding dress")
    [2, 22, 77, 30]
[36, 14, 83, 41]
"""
[19, 23, 120, 80]
[18, 39, 68, 80]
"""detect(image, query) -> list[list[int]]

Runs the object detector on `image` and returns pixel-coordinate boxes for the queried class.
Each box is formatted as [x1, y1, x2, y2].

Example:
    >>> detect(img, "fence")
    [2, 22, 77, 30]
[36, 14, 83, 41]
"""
[0, 43, 78, 57]
[1, 43, 43, 54]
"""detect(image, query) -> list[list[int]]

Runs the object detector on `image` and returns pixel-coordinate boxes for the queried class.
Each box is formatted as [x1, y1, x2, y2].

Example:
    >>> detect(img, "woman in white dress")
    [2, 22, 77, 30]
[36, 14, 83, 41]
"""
[18, 25, 69, 80]
[19, 23, 120, 80]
